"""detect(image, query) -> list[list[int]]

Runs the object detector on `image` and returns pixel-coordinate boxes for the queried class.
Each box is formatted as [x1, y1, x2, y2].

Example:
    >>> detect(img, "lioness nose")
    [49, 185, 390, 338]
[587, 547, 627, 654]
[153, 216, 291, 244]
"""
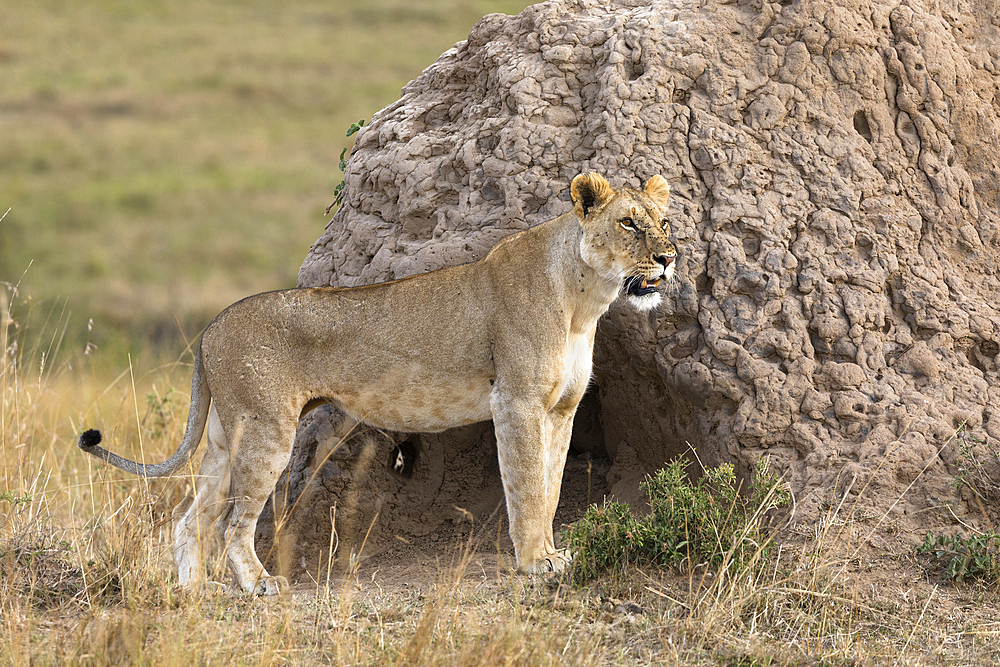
[654, 254, 674, 268]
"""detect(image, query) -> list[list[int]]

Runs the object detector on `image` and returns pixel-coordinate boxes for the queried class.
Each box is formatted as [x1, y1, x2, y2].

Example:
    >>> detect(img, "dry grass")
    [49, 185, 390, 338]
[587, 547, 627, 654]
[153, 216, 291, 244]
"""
[5, 285, 1000, 666]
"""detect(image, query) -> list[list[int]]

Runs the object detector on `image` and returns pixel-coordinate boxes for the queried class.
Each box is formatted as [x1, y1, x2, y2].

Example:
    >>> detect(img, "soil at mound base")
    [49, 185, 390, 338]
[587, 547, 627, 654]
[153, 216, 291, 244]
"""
[256, 404, 612, 577]
[257, 0, 1000, 580]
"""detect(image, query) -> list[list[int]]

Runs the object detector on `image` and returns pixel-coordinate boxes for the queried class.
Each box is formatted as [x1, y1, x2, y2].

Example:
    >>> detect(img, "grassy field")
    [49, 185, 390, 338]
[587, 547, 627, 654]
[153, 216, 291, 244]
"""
[1, 0, 531, 367]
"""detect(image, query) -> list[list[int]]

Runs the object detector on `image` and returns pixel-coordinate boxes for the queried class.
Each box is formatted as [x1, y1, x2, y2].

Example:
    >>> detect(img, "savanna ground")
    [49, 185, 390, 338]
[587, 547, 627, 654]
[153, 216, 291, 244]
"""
[3, 1, 1000, 665]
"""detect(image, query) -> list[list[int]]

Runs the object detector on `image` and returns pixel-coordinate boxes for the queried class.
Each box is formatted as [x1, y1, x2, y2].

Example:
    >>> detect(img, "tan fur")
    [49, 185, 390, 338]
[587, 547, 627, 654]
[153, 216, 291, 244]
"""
[78, 173, 678, 595]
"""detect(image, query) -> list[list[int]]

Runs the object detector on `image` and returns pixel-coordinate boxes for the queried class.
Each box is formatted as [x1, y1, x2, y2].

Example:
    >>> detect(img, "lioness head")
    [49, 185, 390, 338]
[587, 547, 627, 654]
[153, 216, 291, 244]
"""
[571, 173, 678, 311]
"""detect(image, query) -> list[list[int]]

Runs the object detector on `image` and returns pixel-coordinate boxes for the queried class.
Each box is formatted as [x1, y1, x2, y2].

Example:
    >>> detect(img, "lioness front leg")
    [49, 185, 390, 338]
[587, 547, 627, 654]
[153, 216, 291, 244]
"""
[492, 396, 569, 574]
[536, 409, 577, 572]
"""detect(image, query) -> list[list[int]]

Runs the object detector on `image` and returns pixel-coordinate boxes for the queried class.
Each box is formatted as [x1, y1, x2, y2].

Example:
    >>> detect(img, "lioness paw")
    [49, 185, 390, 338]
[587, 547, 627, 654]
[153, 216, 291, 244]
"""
[253, 575, 289, 597]
[523, 548, 572, 575]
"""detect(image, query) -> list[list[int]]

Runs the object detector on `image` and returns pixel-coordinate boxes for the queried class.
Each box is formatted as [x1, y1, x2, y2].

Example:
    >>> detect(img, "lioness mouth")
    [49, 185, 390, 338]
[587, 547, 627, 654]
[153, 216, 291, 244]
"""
[624, 276, 661, 297]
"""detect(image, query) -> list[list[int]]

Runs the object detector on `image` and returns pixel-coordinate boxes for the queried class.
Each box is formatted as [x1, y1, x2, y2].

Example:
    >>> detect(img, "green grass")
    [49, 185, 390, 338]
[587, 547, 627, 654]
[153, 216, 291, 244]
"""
[1, 0, 532, 365]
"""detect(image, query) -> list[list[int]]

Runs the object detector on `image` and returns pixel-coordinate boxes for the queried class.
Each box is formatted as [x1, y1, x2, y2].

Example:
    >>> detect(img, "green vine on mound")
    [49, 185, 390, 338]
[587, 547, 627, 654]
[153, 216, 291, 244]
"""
[563, 458, 790, 585]
[328, 118, 367, 214]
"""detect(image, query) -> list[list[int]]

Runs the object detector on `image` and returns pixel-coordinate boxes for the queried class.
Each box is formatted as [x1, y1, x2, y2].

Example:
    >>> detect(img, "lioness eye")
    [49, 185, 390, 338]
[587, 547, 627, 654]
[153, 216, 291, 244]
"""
[620, 217, 637, 231]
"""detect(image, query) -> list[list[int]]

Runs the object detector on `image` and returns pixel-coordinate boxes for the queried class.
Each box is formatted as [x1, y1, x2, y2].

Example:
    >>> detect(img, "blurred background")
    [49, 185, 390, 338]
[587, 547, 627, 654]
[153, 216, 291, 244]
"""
[1, 0, 533, 371]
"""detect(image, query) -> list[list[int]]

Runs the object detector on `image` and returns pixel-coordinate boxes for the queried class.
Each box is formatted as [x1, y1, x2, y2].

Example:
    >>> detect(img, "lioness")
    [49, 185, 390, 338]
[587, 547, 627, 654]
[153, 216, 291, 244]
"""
[78, 173, 677, 595]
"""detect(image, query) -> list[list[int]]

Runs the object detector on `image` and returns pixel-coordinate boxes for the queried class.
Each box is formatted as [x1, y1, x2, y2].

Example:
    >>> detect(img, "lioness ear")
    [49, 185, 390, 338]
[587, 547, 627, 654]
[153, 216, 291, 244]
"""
[643, 175, 670, 208]
[571, 173, 614, 220]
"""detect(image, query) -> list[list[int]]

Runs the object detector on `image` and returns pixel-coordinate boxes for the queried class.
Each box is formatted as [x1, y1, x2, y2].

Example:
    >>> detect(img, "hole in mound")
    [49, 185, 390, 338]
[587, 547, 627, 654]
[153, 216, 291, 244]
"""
[853, 111, 873, 143]
[389, 437, 419, 478]
[626, 59, 646, 81]
[570, 385, 606, 459]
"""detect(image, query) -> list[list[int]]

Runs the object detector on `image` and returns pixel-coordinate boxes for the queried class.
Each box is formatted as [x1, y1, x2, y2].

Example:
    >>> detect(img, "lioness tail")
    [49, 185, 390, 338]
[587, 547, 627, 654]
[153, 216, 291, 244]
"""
[77, 345, 212, 478]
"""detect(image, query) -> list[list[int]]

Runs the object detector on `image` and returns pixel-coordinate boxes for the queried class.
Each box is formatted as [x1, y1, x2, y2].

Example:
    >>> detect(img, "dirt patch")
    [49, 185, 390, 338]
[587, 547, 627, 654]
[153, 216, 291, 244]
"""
[256, 400, 611, 578]
[261, 0, 1000, 580]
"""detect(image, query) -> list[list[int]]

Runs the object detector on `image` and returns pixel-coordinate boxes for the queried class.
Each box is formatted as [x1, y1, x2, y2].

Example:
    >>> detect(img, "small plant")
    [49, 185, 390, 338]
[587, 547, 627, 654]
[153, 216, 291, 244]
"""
[329, 118, 367, 212]
[143, 388, 180, 442]
[0, 491, 32, 506]
[917, 531, 1000, 584]
[564, 457, 790, 584]
[950, 423, 1000, 503]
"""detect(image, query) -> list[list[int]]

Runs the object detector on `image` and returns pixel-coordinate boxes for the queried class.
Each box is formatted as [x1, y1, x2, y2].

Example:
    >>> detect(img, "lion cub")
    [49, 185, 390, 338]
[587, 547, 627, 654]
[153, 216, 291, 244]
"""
[79, 173, 677, 595]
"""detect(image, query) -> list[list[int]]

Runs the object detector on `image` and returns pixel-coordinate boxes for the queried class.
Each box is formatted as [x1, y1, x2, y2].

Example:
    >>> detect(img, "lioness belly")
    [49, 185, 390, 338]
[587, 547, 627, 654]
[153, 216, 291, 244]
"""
[335, 377, 494, 433]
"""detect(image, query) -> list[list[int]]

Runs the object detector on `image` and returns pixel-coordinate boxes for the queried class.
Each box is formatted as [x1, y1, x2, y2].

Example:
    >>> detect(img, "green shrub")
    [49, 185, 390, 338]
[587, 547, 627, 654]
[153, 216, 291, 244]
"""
[564, 458, 790, 584]
[917, 531, 1000, 584]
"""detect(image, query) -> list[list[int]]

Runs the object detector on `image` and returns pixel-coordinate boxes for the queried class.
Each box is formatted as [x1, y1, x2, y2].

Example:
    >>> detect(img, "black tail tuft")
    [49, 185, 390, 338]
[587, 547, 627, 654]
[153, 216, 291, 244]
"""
[78, 429, 103, 450]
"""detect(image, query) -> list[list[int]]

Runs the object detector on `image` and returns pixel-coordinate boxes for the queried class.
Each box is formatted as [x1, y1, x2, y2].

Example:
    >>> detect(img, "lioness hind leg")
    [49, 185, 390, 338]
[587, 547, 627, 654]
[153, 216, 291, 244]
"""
[174, 405, 232, 589]
[222, 418, 294, 596]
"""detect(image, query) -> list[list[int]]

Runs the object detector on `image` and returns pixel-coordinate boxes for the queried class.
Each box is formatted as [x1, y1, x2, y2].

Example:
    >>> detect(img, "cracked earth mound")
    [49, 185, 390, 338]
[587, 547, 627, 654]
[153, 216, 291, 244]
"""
[257, 0, 1000, 575]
